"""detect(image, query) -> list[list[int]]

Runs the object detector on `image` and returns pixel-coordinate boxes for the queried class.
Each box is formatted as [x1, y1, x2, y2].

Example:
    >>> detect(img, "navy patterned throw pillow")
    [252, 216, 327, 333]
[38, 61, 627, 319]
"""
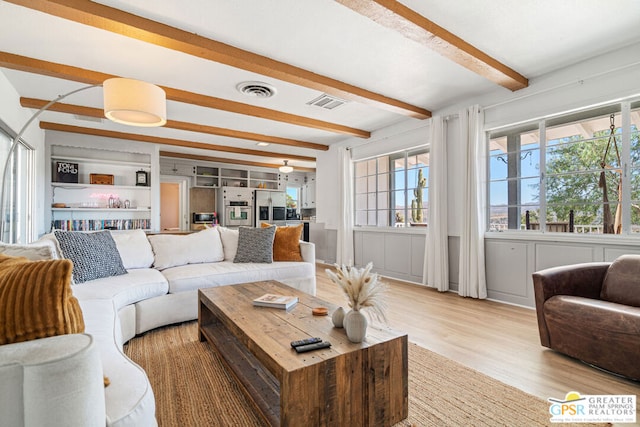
[54, 230, 127, 284]
[233, 226, 276, 264]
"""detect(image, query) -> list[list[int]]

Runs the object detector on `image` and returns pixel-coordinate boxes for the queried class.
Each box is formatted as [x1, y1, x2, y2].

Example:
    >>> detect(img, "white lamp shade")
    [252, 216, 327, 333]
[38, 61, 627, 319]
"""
[279, 160, 293, 173]
[103, 78, 167, 127]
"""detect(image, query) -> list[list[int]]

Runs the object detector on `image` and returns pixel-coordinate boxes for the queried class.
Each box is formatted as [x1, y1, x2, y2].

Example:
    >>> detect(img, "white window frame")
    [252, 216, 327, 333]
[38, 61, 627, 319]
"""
[487, 99, 640, 236]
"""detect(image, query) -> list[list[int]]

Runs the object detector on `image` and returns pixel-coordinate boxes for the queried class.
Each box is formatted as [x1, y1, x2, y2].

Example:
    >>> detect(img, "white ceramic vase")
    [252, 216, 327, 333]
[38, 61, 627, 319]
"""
[344, 309, 367, 343]
[331, 306, 345, 328]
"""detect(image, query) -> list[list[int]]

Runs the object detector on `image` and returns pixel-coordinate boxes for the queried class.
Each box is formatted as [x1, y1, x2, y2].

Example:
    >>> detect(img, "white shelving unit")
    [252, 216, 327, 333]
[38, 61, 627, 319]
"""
[49, 146, 153, 231]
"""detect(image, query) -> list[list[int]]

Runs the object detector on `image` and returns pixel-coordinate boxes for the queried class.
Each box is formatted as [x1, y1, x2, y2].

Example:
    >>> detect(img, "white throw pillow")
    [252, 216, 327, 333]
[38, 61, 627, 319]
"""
[217, 226, 239, 261]
[148, 228, 224, 270]
[110, 229, 155, 269]
[0, 242, 55, 261]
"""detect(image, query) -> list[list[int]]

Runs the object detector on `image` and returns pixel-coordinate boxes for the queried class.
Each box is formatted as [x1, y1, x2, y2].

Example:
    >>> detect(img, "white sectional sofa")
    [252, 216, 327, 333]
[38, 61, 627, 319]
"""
[0, 227, 316, 427]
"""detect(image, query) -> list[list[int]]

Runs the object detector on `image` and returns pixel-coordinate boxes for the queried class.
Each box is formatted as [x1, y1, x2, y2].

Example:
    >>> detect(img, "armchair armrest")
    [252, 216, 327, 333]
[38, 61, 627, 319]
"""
[299, 241, 315, 264]
[532, 262, 609, 347]
[0, 333, 105, 427]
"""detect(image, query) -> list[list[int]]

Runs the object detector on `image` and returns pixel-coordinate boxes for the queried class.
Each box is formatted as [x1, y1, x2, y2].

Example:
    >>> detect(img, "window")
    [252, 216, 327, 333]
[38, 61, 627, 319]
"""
[286, 186, 299, 209]
[0, 128, 35, 243]
[488, 101, 640, 235]
[354, 148, 429, 227]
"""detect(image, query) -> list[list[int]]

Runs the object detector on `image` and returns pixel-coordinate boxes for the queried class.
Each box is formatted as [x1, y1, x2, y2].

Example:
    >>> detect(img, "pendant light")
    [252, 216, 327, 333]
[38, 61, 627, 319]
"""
[279, 160, 293, 173]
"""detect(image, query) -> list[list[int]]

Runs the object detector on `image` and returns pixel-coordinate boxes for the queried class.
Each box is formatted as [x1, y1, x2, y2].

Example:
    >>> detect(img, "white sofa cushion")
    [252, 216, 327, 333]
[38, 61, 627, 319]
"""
[110, 230, 155, 269]
[71, 268, 169, 310]
[148, 228, 224, 270]
[162, 260, 315, 294]
[0, 241, 55, 260]
[217, 226, 238, 261]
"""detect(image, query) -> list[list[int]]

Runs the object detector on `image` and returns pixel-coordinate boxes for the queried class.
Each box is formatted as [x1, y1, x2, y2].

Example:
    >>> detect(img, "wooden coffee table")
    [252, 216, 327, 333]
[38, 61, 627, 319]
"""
[198, 280, 408, 427]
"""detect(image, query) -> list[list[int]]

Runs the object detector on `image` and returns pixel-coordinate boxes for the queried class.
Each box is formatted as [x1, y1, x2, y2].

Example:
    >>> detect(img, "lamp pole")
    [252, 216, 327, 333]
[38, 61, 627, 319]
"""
[0, 84, 101, 242]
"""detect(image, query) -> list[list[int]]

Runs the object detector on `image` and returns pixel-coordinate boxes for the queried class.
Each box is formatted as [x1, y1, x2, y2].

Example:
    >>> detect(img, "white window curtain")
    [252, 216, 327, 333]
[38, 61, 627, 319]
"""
[458, 105, 487, 298]
[424, 116, 449, 291]
[337, 147, 354, 265]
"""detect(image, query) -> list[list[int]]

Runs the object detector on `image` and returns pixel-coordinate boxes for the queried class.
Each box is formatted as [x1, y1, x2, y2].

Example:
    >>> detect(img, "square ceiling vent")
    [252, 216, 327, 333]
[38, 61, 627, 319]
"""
[307, 93, 348, 110]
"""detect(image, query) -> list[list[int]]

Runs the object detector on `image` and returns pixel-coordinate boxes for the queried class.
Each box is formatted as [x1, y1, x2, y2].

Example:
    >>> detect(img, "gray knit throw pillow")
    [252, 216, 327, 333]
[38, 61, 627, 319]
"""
[233, 226, 275, 263]
[54, 230, 127, 283]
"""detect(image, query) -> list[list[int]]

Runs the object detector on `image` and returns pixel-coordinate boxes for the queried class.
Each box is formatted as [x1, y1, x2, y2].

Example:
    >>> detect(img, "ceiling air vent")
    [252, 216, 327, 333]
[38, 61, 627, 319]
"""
[236, 81, 277, 98]
[307, 93, 348, 110]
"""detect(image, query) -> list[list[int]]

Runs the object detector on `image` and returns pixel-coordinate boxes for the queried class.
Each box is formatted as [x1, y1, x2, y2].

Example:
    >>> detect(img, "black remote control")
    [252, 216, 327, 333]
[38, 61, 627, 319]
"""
[294, 341, 331, 353]
[290, 337, 322, 348]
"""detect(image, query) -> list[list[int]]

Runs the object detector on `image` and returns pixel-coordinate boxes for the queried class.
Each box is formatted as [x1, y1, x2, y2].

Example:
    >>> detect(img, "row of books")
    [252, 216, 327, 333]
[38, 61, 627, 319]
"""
[51, 219, 151, 231]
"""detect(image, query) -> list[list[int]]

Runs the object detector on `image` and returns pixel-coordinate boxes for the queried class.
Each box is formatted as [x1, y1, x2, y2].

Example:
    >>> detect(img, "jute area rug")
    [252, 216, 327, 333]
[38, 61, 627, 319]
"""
[124, 321, 601, 427]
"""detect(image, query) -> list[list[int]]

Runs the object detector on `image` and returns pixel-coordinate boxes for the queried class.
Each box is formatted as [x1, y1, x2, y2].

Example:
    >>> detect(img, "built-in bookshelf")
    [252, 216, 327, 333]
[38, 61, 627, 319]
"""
[49, 145, 152, 231]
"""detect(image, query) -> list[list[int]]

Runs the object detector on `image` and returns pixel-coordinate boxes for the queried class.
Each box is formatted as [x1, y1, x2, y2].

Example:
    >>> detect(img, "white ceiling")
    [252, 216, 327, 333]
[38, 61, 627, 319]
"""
[1, 0, 639, 170]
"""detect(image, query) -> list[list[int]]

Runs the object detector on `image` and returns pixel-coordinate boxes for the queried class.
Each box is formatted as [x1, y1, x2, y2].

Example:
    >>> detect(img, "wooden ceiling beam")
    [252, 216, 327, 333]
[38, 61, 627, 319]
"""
[39, 122, 316, 162]
[0, 51, 370, 138]
[159, 151, 316, 173]
[6, 0, 431, 119]
[21, 98, 330, 151]
[337, 0, 528, 91]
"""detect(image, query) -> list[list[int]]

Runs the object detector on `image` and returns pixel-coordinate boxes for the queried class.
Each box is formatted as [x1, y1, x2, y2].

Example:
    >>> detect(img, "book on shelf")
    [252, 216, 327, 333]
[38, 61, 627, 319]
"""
[252, 293, 298, 310]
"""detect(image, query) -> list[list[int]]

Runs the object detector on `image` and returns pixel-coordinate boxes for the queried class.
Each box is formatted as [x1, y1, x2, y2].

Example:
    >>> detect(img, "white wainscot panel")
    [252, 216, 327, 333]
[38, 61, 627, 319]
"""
[384, 234, 412, 274]
[411, 235, 425, 278]
[360, 233, 386, 270]
[485, 240, 529, 298]
[604, 246, 640, 261]
[535, 244, 594, 271]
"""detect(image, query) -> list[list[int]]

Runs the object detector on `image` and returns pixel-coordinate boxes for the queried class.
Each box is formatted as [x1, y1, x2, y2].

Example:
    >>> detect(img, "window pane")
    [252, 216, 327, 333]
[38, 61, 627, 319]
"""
[367, 159, 376, 175]
[355, 176, 367, 193]
[367, 175, 376, 192]
[368, 210, 376, 226]
[488, 129, 541, 232]
[354, 149, 428, 228]
[355, 161, 368, 177]
[378, 156, 389, 173]
[393, 170, 404, 190]
[394, 209, 405, 226]
[377, 210, 390, 227]
[377, 173, 389, 191]
[489, 154, 508, 180]
[367, 192, 376, 210]
[393, 190, 406, 209]
[489, 180, 508, 207]
[378, 191, 388, 209]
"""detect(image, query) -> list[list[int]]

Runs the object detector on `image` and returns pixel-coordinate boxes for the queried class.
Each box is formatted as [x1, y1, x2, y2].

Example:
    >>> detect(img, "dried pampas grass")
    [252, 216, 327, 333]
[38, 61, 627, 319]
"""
[326, 262, 387, 322]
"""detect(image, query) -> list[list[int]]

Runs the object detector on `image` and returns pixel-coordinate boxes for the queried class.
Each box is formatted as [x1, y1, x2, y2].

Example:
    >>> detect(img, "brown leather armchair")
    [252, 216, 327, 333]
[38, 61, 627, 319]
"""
[532, 255, 640, 381]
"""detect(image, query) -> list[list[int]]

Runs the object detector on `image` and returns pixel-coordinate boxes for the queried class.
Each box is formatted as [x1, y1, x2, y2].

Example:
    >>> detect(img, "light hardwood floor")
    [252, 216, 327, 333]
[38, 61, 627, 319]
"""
[314, 264, 640, 404]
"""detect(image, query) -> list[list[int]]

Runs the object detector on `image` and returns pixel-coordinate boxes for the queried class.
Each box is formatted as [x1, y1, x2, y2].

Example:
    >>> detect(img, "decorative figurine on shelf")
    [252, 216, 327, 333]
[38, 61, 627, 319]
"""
[325, 262, 387, 343]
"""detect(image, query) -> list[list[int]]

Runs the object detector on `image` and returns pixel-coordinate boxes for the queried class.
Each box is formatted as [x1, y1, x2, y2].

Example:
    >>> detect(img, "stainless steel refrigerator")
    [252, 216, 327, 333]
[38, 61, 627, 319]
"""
[254, 190, 287, 226]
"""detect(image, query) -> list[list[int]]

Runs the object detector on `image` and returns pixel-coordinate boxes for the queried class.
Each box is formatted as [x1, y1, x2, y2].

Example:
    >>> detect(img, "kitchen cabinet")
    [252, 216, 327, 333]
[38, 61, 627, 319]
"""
[194, 165, 219, 188]
[301, 180, 316, 208]
[159, 160, 194, 176]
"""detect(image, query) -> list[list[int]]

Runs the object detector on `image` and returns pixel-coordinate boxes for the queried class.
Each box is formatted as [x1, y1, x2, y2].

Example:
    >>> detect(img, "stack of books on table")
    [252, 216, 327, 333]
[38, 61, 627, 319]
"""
[252, 294, 298, 310]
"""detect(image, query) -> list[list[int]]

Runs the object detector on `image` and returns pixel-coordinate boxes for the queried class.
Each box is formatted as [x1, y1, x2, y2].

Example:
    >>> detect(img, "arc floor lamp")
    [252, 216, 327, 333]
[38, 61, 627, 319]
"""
[0, 77, 167, 242]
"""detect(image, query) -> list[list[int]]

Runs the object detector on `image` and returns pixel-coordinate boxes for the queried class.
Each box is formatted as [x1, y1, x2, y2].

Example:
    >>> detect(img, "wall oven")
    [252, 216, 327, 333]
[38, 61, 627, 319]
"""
[224, 201, 252, 227]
